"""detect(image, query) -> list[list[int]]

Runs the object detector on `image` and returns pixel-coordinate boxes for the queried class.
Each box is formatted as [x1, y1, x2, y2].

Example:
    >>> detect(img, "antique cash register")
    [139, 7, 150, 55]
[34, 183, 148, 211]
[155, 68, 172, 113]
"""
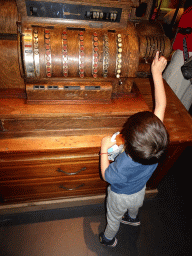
[15, 0, 171, 104]
[2, 0, 187, 209]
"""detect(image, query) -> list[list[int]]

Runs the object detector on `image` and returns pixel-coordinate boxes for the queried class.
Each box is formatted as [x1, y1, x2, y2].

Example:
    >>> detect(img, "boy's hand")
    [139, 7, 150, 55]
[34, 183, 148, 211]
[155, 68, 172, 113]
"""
[100, 136, 116, 181]
[151, 51, 167, 76]
[101, 136, 116, 153]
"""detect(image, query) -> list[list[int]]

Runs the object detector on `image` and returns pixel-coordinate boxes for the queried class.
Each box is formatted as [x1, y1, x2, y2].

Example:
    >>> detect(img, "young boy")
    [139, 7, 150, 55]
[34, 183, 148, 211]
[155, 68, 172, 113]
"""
[99, 51, 169, 247]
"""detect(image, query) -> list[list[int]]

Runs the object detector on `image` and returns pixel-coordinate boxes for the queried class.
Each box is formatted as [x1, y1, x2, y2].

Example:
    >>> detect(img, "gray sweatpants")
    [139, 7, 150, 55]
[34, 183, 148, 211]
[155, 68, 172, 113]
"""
[104, 186, 146, 240]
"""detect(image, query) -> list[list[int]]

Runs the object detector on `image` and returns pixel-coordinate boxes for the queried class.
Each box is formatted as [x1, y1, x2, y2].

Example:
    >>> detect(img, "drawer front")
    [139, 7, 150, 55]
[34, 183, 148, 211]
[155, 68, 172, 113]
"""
[0, 156, 108, 203]
[0, 177, 107, 203]
[0, 159, 100, 181]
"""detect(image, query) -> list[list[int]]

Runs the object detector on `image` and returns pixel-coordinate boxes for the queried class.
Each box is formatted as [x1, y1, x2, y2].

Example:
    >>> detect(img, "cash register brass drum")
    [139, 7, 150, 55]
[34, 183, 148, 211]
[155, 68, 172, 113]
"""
[21, 24, 171, 80]
[22, 25, 137, 80]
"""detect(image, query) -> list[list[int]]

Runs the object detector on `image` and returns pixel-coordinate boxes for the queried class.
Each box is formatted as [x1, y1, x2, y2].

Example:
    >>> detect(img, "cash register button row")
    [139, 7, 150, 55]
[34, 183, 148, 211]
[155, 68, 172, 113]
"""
[44, 29, 52, 77]
[62, 30, 68, 77]
[116, 34, 122, 79]
[93, 32, 99, 78]
[79, 31, 85, 78]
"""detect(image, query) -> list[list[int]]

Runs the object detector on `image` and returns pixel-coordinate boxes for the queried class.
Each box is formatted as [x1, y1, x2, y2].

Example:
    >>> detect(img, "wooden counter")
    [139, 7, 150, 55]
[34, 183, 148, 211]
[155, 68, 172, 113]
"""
[0, 78, 192, 211]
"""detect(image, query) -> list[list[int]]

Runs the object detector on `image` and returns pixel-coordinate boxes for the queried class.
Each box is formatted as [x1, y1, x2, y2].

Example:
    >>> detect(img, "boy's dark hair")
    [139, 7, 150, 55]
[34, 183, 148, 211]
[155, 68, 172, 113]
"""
[121, 111, 169, 165]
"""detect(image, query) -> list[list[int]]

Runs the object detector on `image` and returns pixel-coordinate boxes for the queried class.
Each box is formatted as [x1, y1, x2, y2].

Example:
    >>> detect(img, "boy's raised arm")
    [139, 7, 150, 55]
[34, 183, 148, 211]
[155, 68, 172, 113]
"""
[151, 51, 167, 122]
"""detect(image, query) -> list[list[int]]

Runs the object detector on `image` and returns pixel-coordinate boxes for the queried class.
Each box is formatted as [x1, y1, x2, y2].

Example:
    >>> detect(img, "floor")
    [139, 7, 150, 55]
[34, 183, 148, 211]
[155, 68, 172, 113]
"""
[0, 147, 191, 256]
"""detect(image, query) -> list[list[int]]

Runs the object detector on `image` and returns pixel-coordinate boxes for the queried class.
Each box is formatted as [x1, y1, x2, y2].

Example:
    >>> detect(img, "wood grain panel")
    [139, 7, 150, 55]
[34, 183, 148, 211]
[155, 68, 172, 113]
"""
[1, 116, 128, 132]
[0, 40, 25, 89]
[0, 0, 18, 34]
[0, 177, 107, 203]
[0, 89, 148, 118]
[0, 159, 100, 180]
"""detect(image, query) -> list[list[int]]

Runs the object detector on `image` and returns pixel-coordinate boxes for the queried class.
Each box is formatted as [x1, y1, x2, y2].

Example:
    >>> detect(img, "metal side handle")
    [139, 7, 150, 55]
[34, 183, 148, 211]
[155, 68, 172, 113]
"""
[56, 167, 87, 175]
[59, 183, 85, 191]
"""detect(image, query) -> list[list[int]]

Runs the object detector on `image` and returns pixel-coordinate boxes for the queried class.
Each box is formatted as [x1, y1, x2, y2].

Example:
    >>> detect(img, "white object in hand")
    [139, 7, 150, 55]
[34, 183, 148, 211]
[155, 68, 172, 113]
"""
[111, 131, 120, 142]
[108, 132, 120, 153]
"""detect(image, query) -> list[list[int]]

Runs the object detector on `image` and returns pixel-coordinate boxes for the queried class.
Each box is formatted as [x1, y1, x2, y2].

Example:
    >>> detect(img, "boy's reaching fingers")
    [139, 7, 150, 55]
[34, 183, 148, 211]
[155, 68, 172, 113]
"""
[160, 56, 167, 65]
[155, 51, 159, 59]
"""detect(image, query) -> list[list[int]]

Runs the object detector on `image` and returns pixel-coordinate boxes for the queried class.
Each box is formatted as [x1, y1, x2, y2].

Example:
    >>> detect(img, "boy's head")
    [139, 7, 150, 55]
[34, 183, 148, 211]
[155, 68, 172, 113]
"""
[121, 111, 169, 165]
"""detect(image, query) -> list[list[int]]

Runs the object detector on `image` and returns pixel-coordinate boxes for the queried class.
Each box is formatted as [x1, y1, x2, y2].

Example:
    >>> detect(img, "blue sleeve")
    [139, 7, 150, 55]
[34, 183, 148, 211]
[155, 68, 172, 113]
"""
[105, 160, 128, 185]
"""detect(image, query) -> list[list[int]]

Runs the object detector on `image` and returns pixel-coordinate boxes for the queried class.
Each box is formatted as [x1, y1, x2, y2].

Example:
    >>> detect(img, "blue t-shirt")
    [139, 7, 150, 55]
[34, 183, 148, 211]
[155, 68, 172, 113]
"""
[105, 151, 158, 195]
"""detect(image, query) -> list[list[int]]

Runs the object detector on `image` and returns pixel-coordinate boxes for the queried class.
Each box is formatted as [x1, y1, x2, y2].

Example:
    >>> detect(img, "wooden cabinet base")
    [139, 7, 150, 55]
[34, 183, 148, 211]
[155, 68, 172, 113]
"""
[0, 189, 158, 216]
[1, 78, 192, 211]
